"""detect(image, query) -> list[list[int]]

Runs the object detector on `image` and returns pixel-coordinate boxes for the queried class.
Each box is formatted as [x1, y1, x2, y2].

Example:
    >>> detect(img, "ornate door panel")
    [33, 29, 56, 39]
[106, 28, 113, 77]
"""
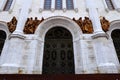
[42, 27, 75, 74]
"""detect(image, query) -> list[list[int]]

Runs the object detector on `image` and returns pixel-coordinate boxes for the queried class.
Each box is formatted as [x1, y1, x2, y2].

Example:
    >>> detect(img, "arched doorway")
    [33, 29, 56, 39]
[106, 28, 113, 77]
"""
[42, 27, 75, 74]
[0, 30, 6, 55]
[111, 29, 120, 62]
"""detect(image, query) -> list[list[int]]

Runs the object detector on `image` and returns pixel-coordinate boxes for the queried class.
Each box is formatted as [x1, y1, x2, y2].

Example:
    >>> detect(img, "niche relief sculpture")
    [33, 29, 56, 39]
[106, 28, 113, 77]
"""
[100, 17, 110, 32]
[23, 17, 44, 34]
[7, 16, 17, 33]
[73, 17, 94, 33]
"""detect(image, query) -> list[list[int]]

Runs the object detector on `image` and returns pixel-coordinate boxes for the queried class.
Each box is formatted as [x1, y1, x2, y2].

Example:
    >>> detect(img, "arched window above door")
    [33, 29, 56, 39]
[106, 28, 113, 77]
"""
[3, 0, 13, 11]
[44, 0, 51, 10]
[111, 29, 120, 62]
[0, 30, 6, 55]
[55, 0, 62, 10]
[66, 0, 74, 10]
[105, 0, 114, 10]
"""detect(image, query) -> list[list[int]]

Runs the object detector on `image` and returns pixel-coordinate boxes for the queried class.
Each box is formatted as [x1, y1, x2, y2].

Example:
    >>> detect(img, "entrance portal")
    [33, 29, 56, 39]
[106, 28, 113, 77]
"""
[42, 27, 75, 74]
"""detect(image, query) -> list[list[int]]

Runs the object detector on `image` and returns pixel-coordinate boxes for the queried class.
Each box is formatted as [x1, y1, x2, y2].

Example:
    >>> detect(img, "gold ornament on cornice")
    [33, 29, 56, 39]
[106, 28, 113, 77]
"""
[7, 16, 17, 33]
[23, 17, 44, 34]
[73, 17, 94, 34]
[100, 17, 110, 32]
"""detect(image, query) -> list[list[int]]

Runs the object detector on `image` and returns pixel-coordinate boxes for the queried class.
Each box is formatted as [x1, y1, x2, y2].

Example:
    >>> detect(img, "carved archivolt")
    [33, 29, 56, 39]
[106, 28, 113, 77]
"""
[73, 17, 94, 33]
[100, 17, 110, 32]
[7, 16, 17, 33]
[23, 17, 44, 34]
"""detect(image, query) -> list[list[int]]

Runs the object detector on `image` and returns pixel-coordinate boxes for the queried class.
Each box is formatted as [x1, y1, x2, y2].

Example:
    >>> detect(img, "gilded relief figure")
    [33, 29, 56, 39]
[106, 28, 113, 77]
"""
[73, 17, 93, 33]
[24, 17, 44, 34]
[73, 17, 83, 29]
[7, 16, 17, 33]
[82, 17, 93, 33]
[100, 17, 110, 32]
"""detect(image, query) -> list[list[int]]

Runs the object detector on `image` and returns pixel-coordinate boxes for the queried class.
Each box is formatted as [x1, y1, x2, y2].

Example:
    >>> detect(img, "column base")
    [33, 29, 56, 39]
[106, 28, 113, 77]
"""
[92, 31, 108, 39]
[0, 64, 24, 74]
[98, 63, 119, 73]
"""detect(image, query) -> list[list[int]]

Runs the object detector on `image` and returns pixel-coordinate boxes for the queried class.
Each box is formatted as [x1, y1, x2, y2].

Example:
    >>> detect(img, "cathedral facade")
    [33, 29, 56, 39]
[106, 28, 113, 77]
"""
[0, 0, 120, 74]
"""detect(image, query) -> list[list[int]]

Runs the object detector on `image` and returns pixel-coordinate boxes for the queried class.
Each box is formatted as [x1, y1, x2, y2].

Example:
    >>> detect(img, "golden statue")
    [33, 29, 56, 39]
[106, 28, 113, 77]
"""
[23, 17, 44, 34]
[73, 17, 93, 33]
[7, 16, 17, 33]
[100, 17, 110, 32]
[82, 17, 93, 33]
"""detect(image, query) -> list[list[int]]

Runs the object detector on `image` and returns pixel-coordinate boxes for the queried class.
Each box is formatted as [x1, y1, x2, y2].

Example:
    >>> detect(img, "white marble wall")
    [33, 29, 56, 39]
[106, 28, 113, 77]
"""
[0, 0, 120, 74]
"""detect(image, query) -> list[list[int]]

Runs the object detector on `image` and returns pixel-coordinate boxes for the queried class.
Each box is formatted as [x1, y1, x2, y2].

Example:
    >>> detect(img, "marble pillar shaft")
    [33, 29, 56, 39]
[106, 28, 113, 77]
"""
[15, 0, 32, 33]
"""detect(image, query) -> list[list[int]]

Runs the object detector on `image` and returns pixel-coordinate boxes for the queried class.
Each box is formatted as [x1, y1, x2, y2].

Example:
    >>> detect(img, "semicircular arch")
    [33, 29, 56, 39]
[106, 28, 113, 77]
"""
[35, 16, 83, 41]
[107, 20, 120, 34]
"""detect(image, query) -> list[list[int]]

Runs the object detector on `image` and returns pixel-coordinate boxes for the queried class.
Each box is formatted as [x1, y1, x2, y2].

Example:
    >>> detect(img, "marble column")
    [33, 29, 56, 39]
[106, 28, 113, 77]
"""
[51, 0, 55, 11]
[39, 0, 44, 12]
[74, 0, 78, 12]
[89, 8, 104, 33]
[62, 0, 66, 12]
[13, 0, 32, 34]
[85, 0, 106, 38]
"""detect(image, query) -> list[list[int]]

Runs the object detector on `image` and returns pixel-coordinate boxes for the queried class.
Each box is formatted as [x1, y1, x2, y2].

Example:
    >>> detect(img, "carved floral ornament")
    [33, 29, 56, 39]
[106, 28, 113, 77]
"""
[6, 16, 110, 34]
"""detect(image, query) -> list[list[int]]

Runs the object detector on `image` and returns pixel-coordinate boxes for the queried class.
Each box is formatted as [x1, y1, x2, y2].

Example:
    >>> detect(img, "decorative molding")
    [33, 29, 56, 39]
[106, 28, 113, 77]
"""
[74, 8, 78, 12]
[9, 33, 26, 39]
[107, 20, 120, 39]
[39, 8, 43, 13]
[35, 16, 83, 41]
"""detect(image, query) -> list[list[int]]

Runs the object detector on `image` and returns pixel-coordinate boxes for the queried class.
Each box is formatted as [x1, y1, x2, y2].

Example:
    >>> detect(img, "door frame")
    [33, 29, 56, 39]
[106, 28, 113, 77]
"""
[34, 16, 83, 74]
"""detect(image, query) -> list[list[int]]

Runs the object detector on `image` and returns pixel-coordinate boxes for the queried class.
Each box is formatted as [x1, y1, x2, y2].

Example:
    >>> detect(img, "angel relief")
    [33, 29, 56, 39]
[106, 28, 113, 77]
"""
[7, 16, 17, 33]
[73, 17, 94, 33]
[23, 17, 44, 34]
[100, 17, 110, 32]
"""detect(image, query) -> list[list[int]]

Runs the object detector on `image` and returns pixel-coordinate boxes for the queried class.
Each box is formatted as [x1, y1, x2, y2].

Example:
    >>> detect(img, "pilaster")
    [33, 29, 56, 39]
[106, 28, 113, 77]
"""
[85, 0, 118, 73]
[62, 0, 66, 12]
[51, 0, 55, 11]
[85, 0, 107, 38]
[13, 0, 32, 34]
[39, 0, 44, 12]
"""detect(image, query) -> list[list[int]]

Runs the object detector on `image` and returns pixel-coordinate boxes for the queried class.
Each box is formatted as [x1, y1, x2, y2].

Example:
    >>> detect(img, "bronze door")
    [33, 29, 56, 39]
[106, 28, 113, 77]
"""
[42, 27, 75, 74]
